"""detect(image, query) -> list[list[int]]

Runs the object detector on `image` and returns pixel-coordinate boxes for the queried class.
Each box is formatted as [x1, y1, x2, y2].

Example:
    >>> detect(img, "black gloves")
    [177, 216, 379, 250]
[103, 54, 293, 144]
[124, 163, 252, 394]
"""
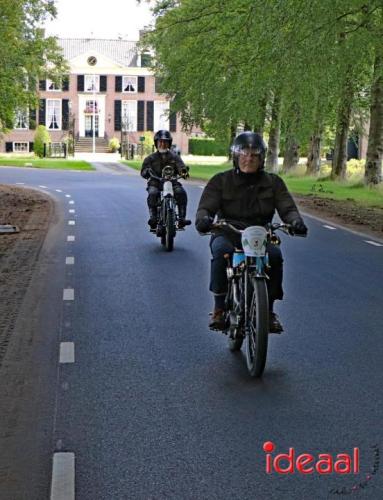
[195, 215, 213, 233]
[291, 219, 308, 236]
[141, 168, 150, 179]
[180, 167, 189, 179]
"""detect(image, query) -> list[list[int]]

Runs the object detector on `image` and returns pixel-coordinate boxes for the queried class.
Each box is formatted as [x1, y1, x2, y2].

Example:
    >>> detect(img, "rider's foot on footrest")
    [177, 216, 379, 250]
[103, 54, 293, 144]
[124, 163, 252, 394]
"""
[209, 309, 226, 331]
[269, 312, 284, 333]
[148, 217, 157, 230]
[178, 218, 191, 228]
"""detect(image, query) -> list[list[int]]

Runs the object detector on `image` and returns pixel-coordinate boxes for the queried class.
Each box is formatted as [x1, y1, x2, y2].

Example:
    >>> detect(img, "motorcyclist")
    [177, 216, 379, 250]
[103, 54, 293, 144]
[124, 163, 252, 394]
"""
[141, 130, 190, 229]
[195, 131, 308, 333]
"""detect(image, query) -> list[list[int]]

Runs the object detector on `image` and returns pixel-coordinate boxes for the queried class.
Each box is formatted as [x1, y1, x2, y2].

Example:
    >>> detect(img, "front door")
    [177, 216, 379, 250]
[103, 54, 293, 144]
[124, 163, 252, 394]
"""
[85, 115, 99, 137]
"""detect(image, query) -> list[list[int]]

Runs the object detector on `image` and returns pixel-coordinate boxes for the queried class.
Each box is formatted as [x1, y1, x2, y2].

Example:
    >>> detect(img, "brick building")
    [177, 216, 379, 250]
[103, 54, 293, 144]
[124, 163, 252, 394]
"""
[2, 38, 193, 154]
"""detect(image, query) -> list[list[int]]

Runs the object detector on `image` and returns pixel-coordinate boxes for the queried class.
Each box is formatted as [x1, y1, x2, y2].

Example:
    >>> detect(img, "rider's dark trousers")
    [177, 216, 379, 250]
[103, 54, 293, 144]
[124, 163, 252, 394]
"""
[209, 234, 284, 303]
[147, 181, 187, 209]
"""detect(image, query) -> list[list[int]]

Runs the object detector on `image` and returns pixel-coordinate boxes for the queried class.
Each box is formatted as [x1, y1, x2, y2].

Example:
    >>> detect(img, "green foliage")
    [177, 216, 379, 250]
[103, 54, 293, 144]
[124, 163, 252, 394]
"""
[142, 131, 154, 155]
[188, 138, 228, 155]
[108, 137, 120, 153]
[33, 125, 51, 158]
[0, 0, 68, 133]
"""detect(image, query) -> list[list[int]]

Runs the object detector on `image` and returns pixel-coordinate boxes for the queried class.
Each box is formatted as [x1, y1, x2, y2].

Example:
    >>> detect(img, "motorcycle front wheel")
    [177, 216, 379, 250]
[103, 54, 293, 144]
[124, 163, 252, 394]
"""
[165, 205, 175, 252]
[245, 278, 269, 377]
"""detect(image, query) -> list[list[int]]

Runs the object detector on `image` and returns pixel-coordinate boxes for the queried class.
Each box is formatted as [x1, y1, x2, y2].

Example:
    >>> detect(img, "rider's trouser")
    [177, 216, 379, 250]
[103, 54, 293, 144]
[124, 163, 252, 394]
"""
[147, 182, 187, 212]
[209, 234, 284, 304]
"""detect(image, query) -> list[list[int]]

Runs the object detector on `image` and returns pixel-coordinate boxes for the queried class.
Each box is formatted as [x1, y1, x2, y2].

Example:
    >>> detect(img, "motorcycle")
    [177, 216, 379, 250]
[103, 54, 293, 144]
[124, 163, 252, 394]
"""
[148, 166, 190, 251]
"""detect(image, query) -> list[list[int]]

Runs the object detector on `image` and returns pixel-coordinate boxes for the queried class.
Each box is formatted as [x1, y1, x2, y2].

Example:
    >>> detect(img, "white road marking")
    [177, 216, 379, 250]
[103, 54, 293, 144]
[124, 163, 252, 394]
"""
[68, 220, 75, 226]
[65, 257, 74, 265]
[199, 185, 205, 189]
[65, 194, 71, 198]
[50, 452, 75, 500]
[69, 209, 75, 214]
[364, 240, 383, 247]
[59, 342, 75, 363]
[39, 185, 48, 189]
[67, 235, 75, 242]
[63, 289, 74, 301]
[69, 200, 75, 204]
[16, 182, 25, 185]
[55, 189, 62, 193]
[323, 225, 336, 230]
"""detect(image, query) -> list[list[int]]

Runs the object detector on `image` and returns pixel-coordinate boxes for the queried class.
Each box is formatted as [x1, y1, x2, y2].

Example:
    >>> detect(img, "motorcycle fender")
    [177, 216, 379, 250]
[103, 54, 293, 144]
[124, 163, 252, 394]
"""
[163, 181, 174, 197]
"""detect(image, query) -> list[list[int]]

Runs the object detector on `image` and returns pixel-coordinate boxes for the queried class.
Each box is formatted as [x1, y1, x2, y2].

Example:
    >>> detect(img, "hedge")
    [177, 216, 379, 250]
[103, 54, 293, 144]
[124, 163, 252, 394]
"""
[188, 138, 228, 156]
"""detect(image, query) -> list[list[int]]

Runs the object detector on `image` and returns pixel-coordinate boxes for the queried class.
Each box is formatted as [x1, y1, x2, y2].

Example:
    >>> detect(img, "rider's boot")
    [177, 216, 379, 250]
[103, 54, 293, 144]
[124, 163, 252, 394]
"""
[209, 309, 226, 331]
[269, 312, 284, 333]
[148, 207, 157, 230]
[178, 205, 191, 228]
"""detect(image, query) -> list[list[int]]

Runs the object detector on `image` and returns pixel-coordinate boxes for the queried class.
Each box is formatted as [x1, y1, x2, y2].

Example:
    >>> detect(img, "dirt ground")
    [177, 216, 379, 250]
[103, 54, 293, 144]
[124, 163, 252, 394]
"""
[0, 183, 382, 364]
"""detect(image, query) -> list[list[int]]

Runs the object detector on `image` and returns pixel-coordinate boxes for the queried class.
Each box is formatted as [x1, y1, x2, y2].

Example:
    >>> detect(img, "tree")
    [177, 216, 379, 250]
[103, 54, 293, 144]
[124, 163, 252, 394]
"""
[0, 0, 67, 133]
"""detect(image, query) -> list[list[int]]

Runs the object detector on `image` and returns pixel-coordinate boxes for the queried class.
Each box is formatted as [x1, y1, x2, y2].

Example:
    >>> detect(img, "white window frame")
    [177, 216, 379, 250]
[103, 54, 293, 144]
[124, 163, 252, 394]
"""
[46, 99, 62, 130]
[13, 142, 29, 153]
[121, 101, 137, 132]
[47, 79, 62, 92]
[14, 109, 29, 130]
[154, 101, 170, 131]
[85, 100, 99, 114]
[122, 76, 137, 93]
[85, 75, 100, 92]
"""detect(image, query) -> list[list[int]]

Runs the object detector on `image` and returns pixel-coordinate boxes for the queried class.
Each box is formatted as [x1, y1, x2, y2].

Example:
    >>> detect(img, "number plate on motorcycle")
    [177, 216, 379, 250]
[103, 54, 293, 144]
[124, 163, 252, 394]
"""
[241, 226, 267, 257]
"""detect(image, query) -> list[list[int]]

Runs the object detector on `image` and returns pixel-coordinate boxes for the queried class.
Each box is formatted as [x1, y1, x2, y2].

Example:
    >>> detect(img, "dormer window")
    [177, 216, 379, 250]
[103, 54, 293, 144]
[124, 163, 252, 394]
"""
[85, 75, 100, 92]
[122, 76, 137, 93]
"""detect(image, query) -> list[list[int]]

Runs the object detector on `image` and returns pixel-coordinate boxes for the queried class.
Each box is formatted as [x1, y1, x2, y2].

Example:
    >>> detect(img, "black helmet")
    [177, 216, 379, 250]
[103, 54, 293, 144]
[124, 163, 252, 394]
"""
[154, 129, 173, 149]
[231, 131, 267, 171]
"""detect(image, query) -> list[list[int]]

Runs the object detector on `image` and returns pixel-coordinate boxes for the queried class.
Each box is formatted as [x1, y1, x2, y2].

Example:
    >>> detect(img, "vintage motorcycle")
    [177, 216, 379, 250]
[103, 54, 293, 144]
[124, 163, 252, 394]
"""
[148, 166, 190, 251]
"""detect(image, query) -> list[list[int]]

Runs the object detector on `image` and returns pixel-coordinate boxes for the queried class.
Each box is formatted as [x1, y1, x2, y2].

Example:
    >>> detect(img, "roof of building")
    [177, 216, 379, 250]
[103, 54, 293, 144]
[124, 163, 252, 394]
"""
[57, 38, 139, 67]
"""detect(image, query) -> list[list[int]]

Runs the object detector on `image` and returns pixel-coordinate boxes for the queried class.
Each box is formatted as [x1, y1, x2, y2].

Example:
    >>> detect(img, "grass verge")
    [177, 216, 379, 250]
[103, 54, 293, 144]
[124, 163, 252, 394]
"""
[0, 157, 94, 170]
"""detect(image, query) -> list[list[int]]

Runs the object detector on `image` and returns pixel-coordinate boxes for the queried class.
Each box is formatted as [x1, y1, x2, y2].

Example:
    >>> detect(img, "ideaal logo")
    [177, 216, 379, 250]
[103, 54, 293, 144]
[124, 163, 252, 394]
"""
[263, 441, 359, 474]
[263, 442, 380, 495]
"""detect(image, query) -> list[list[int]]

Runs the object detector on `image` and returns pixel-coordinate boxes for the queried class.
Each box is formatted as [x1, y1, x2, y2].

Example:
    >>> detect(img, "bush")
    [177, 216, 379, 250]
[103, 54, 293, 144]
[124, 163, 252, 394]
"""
[33, 125, 51, 158]
[188, 138, 228, 156]
[109, 137, 120, 153]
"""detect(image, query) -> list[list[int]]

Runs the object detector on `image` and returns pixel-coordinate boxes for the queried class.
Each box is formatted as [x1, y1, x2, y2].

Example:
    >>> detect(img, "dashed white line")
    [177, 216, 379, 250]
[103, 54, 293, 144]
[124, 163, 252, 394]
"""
[323, 225, 337, 230]
[198, 185, 204, 189]
[65, 257, 74, 265]
[16, 182, 25, 185]
[69, 209, 75, 214]
[55, 189, 62, 193]
[69, 200, 75, 205]
[63, 289, 74, 301]
[50, 452, 75, 500]
[364, 240, 383, 247]
[65, 194, 71, 198]
[59, 342, 75, 363]
[67, 235, 75, 242]
[68, 220, 75, 226]
[39, 185, 48, 189]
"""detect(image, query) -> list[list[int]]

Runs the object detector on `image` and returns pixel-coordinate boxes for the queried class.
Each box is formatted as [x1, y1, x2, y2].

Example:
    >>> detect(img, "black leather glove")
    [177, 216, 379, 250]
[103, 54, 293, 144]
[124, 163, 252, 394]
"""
[180, 167, 189, 179]
[195, 215, 213, 233]
[141, 168, 150, 179]
[291, 219, 308, 236]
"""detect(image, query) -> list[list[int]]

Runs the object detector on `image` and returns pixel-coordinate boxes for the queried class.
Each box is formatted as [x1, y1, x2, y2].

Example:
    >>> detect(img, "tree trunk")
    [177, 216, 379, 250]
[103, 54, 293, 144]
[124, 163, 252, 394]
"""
[306, 133, 322, 175]
[253, 93, 268, 136]
[365, 51, 383, 185]
[331, 77, 354, 180]
[282, 135, 300, 171]
[265, 92, 281, 173]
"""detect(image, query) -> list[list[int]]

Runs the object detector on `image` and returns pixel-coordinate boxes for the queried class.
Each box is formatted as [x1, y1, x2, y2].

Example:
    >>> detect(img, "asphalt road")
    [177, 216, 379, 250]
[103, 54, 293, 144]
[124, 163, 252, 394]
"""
[0, 163, 382, 500]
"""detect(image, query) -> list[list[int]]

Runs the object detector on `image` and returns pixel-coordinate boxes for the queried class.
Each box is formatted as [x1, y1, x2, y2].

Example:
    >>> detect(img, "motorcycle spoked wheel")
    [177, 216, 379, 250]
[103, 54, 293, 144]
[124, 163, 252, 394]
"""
[164, 205, 175, 252]
[226, 285, 244, 352]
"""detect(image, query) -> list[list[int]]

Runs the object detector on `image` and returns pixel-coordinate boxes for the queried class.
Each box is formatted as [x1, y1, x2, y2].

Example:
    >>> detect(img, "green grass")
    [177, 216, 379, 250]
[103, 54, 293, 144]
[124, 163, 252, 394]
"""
[124, 159, 383, 209]
[0, 157, 94, 170]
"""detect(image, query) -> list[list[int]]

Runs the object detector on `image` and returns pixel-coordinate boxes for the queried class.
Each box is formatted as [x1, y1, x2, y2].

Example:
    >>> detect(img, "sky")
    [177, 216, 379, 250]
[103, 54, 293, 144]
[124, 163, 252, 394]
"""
[44, 0, 154, 40]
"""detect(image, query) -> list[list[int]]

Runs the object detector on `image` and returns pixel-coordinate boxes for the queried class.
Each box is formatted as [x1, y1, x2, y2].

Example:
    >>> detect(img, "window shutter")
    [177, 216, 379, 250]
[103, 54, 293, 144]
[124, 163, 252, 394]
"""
[39, 80, 46, 91]
[29, 109, 37, 130]
[138, 76, 145, 93]
[62, 99, 69, 130]
[137, 101, 145, 131]
[115, 76, 122, 92]
[5, 142, 12, 153]
[62, 76, 69, 91]
[169, 104, 177, 132]
[146, 101, 154, 131]
[77, 75, 84, 91]
[29, 142, 34, 152]
[114, 100, 121, 131]
[39, 99, 46, 126]
[100, 75, 107, 92]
